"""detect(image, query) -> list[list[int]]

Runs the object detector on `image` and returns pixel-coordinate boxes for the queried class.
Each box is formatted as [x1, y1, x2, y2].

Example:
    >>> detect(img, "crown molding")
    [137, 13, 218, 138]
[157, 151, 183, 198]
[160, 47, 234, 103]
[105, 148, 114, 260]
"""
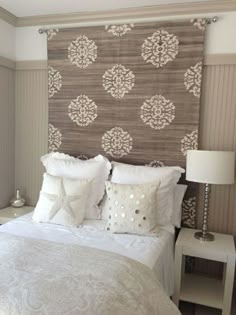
[0, 6, 17, 26]
[0, 56, 16, 69]
[15, 1, 236, 27]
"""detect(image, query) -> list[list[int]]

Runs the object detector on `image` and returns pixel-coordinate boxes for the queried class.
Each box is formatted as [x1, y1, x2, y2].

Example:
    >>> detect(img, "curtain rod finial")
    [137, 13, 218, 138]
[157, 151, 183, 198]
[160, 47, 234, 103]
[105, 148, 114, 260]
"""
[38, 28, 46, 34]
[212, 16, 218, 23]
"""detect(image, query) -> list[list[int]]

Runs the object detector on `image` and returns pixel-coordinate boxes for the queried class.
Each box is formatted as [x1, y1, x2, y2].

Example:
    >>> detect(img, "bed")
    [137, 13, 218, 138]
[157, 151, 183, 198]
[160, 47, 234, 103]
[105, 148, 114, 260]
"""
[0, 212, 175, 296]
[0, 212, 180, 315]
[0, 18, 206, 315]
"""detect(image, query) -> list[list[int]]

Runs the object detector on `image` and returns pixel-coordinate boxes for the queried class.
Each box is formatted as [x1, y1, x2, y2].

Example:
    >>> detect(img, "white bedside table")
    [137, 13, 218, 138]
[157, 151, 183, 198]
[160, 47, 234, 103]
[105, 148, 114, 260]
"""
[0, 206, 34, 224]
[173, 228, 236, 315]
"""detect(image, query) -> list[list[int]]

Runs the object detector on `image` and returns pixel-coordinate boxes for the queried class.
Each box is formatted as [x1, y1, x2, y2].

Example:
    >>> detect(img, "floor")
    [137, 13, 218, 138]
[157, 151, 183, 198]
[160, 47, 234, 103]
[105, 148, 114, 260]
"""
[179, 301, 236, 315]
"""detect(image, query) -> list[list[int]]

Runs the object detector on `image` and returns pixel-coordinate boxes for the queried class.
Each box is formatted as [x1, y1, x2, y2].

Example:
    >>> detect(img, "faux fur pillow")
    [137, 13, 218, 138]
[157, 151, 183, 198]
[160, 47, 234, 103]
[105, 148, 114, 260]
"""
[105, 181, 161, 236]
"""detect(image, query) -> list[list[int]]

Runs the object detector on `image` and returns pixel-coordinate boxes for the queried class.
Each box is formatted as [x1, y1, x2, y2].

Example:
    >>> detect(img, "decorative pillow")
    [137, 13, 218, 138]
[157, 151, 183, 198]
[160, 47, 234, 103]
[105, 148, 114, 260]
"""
[171, 184, 187, 228]
[33, 173, 91, 227]
[41, 153, 111, 219]
[109, 162, 185, 226]
[105, 181, 161, 236]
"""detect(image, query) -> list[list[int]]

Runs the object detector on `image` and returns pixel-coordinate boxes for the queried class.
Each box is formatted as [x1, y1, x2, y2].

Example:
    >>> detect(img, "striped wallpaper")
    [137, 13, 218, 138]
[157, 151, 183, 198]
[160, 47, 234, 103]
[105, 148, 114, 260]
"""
[0, 65, 15, 208]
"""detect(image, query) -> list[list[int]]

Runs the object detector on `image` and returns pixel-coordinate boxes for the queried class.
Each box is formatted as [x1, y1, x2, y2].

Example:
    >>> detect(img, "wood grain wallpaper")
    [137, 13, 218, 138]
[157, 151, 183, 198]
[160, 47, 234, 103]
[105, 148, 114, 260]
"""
[48, 21, 205, 166]
[47, 21, 206, 228]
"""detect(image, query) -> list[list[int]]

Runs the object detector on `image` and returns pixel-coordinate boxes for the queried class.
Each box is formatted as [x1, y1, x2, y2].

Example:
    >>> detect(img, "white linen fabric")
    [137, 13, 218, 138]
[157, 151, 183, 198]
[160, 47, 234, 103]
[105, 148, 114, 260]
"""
[105, 181, 160, 236]
[106, 162, 185, 226]
[0, 229, 180, 315]
[33, 173, 91, 227]
[41, 153, 111, 219]
[171, 184, 188, 227]
[0, 213, 175, 296]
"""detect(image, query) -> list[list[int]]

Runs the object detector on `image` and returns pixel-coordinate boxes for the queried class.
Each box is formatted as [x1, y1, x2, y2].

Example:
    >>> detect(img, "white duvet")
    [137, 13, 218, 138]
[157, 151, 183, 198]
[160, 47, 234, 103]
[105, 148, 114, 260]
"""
[0, 214, 180, 315]
[0, 213, 175, 295]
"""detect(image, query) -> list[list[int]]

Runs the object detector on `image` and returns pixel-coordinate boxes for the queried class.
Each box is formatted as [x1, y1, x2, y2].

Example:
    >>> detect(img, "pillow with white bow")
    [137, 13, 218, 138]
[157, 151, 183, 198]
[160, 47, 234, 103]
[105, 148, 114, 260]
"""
[33, 173, 91, 227]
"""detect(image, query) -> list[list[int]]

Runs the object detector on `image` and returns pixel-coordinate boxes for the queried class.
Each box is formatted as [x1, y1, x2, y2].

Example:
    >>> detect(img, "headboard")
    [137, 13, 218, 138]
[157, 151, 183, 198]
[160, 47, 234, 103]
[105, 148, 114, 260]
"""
[48, 19, 206, 228]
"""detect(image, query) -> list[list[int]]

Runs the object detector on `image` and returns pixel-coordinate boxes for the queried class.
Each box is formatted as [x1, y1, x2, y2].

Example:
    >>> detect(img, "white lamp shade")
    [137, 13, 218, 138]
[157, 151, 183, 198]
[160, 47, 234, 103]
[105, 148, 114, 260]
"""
[186, 150, 235, 185]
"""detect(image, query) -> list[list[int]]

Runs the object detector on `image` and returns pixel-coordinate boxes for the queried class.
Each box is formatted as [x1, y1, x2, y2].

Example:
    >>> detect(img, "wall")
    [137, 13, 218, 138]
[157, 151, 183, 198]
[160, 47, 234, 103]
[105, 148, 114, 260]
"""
[0, 19, 15, 60]
[15, 67, 48, 204]
[0, 64, 15, 208]
[0, 18, 15, 208]
[200, 64, 236, 236]
[15, 11, 236, 61]
[1, 8, 236, 237]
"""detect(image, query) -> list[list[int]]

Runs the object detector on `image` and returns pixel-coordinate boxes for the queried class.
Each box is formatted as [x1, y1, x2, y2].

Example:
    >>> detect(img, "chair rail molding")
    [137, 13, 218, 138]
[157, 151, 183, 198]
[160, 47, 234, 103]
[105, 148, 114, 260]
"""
[13, 54, 236, 70]
[0, 56, 16, 70]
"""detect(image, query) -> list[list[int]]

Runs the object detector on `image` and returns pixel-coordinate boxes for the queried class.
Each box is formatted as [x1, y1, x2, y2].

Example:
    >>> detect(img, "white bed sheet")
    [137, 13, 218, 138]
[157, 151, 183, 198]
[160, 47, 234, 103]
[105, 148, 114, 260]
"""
[0, 212, 175, 296]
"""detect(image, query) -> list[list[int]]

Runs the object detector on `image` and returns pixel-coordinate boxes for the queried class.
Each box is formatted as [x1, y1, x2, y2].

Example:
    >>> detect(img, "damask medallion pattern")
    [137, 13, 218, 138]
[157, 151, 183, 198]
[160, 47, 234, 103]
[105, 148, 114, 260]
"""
[47, 28, 59, 41]
[48, 66, 62, 98]
[184, 62, 203, 98]
[191, 18, 207, 31]
[102, 127, 133, 158]
[68, 95, 98, 127]
[140, 95, 175, 130]
[48, 20, 206, 229]
[147, 160, 165, 168]
[103, 65, 135, 99]
[181, 130, 198, 156]
[141, 29, 179, 68]
[105, 24, 134, 37]
[48, 124, 62, 152]
[68, 35, 97, 69]
[182, 197, 197, 228]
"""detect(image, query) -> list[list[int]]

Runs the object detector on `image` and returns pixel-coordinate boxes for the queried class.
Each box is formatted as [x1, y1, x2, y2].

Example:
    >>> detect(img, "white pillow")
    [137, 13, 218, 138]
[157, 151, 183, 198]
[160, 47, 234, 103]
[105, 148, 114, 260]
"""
[41, 153, 111, 219]
[105, 181, 161, 236]
[33, 173, 91, 227]
[171, 184, 187, 228]
[109, 162, 185, 226]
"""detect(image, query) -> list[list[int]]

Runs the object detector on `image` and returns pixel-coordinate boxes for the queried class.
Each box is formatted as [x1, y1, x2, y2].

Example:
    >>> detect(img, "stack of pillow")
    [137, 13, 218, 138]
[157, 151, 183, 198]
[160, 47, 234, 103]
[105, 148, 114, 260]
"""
[33, 152, 187, 236]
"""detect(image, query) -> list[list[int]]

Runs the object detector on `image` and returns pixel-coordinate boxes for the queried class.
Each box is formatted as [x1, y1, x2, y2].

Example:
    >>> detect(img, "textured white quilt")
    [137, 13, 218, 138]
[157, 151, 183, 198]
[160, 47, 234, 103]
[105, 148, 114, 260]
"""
[0, 231, 180, 315]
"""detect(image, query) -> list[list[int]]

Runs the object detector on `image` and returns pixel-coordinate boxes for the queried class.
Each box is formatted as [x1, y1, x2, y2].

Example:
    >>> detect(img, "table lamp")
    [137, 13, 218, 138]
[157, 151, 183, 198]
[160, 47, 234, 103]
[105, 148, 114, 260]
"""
[186, 150, 235, 241]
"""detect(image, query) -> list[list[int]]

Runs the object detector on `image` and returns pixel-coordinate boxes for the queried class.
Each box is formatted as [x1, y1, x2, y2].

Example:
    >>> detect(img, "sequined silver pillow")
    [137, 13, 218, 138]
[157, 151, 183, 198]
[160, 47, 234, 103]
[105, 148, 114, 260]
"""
[105, 181, 161, 236]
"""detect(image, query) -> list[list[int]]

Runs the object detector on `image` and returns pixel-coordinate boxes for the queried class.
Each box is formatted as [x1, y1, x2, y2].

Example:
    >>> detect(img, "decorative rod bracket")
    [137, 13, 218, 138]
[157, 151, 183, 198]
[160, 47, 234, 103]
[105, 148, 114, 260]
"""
[206, 16, 218, 24]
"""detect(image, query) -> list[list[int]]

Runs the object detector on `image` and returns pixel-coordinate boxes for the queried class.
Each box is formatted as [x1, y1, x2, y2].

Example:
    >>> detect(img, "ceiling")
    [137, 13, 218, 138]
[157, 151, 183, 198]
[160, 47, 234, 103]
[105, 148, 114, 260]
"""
[0, 0, 212, 17]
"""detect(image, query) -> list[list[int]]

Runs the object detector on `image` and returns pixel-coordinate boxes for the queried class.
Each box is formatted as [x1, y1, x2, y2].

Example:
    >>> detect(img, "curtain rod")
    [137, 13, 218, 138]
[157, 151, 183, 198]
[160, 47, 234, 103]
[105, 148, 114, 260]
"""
[38, 16, 218, 34]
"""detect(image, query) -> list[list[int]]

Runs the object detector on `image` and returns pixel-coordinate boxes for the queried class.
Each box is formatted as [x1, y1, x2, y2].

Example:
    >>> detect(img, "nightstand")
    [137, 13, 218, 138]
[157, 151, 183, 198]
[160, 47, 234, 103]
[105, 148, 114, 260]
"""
[173, 228, 236, 315]
[0, 206, 34, 224]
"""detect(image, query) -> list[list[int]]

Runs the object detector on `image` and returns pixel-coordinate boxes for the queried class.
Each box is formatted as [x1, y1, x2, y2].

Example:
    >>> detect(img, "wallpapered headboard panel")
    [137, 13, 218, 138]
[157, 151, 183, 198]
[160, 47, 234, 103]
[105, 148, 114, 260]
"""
[48, 19, 206, 228]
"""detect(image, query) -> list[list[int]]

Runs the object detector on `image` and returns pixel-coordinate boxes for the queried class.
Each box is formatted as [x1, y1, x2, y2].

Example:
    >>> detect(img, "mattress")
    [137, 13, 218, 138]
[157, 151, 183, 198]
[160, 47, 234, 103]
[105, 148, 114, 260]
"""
[0, 212, 175, 296]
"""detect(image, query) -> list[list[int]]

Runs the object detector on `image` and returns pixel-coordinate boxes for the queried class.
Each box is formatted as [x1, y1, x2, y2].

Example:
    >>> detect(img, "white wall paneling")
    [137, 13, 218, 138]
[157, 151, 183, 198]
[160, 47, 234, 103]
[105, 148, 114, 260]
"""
[0, 66, 15, 208]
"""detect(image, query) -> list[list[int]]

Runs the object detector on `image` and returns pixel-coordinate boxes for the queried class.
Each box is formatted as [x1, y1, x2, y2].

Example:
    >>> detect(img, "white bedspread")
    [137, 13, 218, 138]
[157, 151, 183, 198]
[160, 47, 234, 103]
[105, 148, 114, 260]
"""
[0, 231, 180, 315]
[0, 213, 175, 295]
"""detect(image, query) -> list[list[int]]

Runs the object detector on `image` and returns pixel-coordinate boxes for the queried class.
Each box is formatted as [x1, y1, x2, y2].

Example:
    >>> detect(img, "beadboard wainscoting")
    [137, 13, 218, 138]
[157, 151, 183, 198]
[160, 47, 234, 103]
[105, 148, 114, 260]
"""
[14, 58, 236, 240]
[0, 64, 15, 208]
[200, 64, 236, 236]
[15, 68, 48, 205]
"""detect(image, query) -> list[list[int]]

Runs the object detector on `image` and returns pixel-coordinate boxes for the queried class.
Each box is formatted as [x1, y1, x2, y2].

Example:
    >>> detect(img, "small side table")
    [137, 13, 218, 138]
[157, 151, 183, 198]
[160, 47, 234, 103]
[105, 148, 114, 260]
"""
[173, 228, 236, 315]
[0, 206, 34, 225]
